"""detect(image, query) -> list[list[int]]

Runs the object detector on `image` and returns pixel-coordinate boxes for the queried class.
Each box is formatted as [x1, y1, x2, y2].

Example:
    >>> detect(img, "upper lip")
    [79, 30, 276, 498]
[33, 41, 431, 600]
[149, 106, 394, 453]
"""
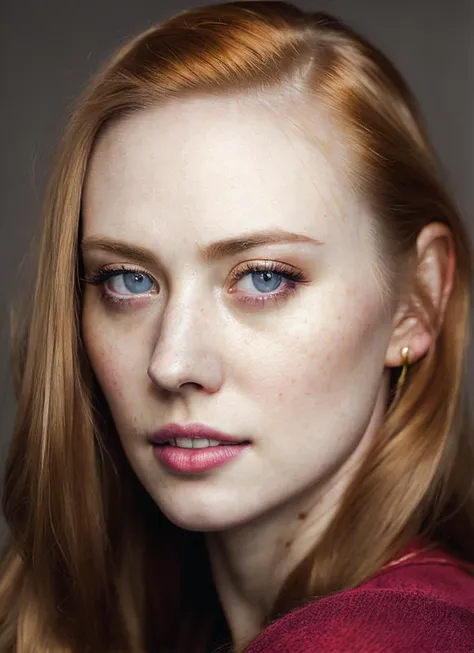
[150, 423, 249, 445]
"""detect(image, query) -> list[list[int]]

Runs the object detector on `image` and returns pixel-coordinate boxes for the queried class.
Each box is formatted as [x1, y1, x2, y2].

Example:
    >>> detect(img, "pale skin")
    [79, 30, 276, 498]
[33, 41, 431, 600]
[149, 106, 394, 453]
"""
[80, 95, 455, 645]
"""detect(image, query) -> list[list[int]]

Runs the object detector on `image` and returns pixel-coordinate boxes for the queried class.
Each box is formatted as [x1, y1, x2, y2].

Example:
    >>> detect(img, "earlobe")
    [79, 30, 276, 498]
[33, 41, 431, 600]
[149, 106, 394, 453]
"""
[385, 328, 432, 369]
[385, 222, 456, 369]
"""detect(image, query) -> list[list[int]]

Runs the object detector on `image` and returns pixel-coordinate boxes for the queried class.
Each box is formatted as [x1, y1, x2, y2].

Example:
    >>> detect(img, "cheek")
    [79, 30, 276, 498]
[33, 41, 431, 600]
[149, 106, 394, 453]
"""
[87, 342, 126, 405]
[82, 308, 133, 416]
[240, 287, 388, 416]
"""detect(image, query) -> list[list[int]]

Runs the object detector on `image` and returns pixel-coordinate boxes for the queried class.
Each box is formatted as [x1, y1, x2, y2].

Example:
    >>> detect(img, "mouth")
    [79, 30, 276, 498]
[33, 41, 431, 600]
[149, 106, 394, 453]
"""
[155, 438, 251, 449]
[152, 435, 251, 473]
[149, 423, 251, 448]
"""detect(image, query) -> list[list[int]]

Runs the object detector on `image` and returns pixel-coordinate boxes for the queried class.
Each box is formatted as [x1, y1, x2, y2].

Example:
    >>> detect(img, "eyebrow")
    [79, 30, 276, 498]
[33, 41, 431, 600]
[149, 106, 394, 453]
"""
[80, 229, 324, 266]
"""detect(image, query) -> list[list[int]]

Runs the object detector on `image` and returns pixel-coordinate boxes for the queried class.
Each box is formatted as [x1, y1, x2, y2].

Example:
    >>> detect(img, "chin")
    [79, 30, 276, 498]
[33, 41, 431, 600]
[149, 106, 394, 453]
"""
[160, 510, 239, 533]
[152, 493, 252, 533]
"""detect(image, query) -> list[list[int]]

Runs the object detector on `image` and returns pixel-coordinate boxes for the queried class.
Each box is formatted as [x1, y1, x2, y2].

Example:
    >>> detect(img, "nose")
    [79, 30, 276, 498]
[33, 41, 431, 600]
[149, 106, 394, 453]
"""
[147, 293, 223, 394]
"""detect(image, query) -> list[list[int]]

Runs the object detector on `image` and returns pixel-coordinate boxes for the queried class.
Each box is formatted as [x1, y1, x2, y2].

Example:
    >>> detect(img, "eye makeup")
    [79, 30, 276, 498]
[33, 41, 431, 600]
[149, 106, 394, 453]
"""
[82, 259, 309, 309]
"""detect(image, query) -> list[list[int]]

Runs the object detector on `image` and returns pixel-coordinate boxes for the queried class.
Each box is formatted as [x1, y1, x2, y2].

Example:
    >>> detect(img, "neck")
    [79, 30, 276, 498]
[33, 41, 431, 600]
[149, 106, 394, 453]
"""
[205, 462, 357, 647]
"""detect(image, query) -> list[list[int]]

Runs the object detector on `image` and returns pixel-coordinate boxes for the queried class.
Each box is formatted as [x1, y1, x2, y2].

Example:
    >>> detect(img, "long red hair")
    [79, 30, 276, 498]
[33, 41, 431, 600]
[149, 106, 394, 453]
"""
[1, 3, 473, 651]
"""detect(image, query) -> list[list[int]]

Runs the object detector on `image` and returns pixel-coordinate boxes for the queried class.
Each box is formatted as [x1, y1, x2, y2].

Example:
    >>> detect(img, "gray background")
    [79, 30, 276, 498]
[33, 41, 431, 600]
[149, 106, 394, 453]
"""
[0, 0, 473, 538]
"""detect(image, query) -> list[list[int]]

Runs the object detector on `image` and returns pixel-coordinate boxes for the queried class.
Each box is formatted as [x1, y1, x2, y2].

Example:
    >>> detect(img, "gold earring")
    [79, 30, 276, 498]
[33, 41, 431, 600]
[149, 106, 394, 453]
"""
[395, 346, 410, 397]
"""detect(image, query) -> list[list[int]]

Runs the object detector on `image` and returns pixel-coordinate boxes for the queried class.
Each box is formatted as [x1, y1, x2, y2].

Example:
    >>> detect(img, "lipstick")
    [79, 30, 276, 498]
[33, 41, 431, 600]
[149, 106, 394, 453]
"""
[150, 423, 251, 474]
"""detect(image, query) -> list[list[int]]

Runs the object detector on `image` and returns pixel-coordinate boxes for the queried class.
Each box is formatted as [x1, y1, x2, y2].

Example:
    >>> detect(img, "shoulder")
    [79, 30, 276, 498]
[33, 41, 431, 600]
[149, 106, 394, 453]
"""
[244, 551, 474, 653]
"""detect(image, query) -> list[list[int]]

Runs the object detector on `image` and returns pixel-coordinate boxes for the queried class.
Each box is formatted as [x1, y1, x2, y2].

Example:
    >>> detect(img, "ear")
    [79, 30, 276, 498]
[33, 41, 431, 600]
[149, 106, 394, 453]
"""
[385, 222, 456, 367]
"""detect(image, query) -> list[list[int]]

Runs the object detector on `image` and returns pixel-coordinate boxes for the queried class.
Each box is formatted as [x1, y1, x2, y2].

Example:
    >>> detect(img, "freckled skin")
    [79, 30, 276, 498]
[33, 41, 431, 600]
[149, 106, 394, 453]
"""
[81, 95, 394, 549]
[76, 89, 457, 642]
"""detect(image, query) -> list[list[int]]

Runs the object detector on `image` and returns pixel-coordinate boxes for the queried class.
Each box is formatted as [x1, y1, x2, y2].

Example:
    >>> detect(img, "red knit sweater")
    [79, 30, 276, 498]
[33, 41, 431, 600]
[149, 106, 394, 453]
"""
[244, 539, 474, 652]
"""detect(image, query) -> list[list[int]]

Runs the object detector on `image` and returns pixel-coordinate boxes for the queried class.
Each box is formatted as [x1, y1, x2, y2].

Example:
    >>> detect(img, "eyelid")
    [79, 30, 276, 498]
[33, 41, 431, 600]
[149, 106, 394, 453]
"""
[228, 259, 306, 284]
[82, 265, 158, 296]
[83, 259, 309, 308]
[83, 264, 156, 284]
[225, 259, 308, 308]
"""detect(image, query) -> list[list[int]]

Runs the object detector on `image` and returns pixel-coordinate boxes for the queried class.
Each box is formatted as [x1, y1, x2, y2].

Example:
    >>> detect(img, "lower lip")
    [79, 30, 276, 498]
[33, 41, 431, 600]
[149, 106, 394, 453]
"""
[153, 443, 249, 473]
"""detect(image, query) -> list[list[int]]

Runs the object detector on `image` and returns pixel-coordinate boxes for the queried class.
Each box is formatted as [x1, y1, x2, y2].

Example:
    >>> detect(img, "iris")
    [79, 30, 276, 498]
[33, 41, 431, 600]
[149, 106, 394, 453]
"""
[251, 270, 282, 293]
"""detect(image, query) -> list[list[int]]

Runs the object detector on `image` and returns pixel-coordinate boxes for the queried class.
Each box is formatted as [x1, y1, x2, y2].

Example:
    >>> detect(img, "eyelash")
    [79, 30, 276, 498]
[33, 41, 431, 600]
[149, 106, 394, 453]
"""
[82, 261, 308, 308]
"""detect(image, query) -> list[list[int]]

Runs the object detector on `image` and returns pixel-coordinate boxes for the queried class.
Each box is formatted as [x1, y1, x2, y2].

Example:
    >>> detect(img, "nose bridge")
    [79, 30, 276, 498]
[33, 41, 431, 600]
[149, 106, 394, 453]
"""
[147, 280, 222, 392]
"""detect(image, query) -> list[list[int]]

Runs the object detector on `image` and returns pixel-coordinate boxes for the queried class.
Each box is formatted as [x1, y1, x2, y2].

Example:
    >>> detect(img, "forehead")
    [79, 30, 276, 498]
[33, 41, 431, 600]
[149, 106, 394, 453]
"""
[82, 95, 368, 250]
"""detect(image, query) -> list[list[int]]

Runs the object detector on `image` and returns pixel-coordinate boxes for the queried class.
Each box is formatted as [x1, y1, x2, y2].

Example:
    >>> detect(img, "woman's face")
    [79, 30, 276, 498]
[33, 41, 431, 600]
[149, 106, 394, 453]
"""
[81, 96, 396, 532]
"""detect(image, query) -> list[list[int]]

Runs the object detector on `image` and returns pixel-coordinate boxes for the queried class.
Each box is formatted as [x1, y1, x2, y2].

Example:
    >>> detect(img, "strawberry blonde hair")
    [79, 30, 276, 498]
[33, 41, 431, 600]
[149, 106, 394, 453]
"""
[1, 2, 473, 651]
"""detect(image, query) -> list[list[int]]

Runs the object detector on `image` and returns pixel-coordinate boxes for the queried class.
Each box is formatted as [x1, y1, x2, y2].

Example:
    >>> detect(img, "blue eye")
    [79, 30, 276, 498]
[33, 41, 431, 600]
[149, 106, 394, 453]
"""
[83, 261, 307, 309]
[82, 266, 156, 305]
[229, 261, 307, 307]
[118, 271, 153, 294]
[249, 270, 282, 293]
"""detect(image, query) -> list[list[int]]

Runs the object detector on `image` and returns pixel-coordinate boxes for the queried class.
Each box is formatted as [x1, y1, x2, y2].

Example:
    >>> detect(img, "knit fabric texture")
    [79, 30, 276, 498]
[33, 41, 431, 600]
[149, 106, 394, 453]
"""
[244, 540, 474, 652]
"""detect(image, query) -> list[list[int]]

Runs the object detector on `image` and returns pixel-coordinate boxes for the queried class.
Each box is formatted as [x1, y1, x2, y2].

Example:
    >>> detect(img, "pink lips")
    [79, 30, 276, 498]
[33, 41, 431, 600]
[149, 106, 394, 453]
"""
[150, 423, 247, 445]
[150, 423, 251, 473]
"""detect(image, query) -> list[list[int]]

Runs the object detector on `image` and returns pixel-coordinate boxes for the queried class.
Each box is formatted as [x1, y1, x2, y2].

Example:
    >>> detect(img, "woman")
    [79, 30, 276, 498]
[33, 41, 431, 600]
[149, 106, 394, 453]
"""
[1, 1, 473, 651]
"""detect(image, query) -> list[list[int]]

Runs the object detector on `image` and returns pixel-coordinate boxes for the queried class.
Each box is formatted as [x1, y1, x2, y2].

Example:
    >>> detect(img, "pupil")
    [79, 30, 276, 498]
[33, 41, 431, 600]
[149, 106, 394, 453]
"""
[252, 270, 281, 293]
[123, 272, 152, 293]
